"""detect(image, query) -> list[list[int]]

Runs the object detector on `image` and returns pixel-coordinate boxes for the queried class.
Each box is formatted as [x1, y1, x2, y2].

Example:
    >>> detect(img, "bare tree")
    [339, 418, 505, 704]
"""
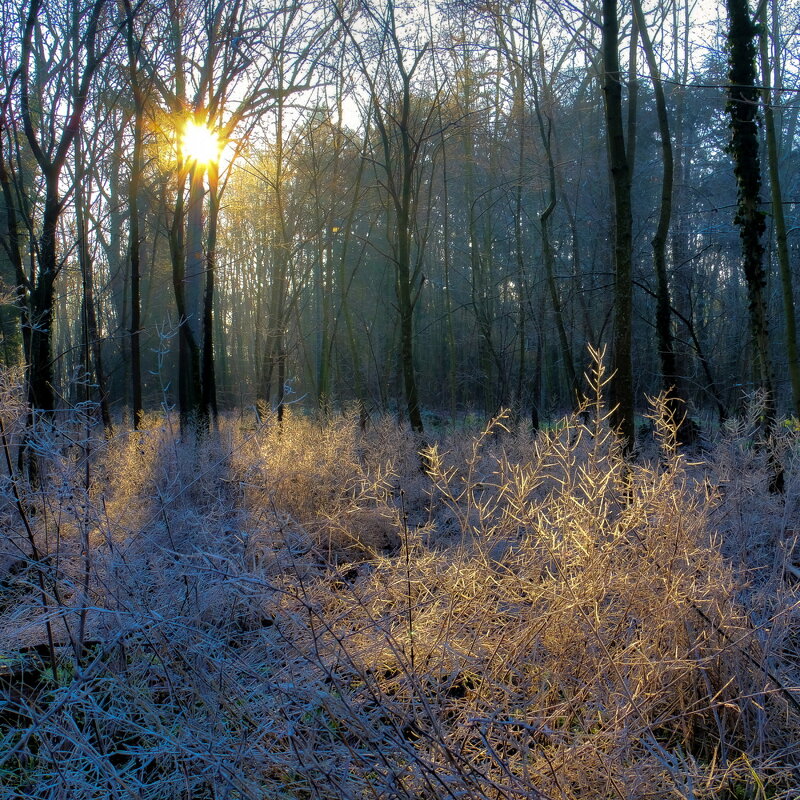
[630, 0, 686, 432]
[338, 0, 445, 434]
[601, 0, 634, 452]
[139, 0, 333, 431]
[16, 0, 116, 418]
[758, 0, 800, 418]
[726, 0, 782, 491]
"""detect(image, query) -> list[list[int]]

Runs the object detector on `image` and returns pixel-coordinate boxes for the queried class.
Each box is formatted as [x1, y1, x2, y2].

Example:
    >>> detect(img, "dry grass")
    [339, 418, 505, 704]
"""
[0, 358, 798, 798]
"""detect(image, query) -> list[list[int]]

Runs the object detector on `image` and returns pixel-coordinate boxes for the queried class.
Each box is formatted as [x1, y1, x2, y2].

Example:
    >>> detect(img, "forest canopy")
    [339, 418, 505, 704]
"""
[0, 0, 799, 432]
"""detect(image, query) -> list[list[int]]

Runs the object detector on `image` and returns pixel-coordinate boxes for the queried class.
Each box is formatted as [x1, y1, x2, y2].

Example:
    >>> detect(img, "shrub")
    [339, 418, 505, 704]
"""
[0, 360, 797, 798]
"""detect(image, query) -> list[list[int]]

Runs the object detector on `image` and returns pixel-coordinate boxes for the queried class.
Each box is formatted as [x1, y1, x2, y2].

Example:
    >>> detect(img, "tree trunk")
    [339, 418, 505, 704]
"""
[75, 136, 112, 433]
[124, 0, 143, 428]
[395, 72, 424, 434]
[758, 0, 800, 417]
[438, 112, 458, 421]
[183, 163, 206, 430]
[169, 178, 202, 433]
[726, 0, 783, 491]
[202, 162, 219, 421]
[28, 185, 59, 414]
[631, 0, 685, 431]
[0, 137, 29, 369]
[316, 223, 333, 413]
[19, 0, 108, 421]
[602, 0, 635, 453]
[532, 76, 578, 405]
[129, 127, 143, 428]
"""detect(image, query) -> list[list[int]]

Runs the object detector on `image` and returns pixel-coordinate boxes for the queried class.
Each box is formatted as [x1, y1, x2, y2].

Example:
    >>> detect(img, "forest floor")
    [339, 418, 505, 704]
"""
[1, 369, 799, 798]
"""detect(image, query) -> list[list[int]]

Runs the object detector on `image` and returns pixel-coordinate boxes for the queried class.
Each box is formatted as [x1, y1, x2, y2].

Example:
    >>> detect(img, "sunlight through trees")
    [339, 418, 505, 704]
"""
[1, 1, 800, 795]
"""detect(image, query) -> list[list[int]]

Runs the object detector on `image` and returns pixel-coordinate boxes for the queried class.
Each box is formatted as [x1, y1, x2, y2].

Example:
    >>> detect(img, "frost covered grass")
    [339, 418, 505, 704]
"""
[0, 361, 799, 798]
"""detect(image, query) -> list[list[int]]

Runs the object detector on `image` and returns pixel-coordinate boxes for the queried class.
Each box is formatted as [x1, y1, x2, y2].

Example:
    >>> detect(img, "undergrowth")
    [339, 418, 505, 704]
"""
[0, 353, 798, 799]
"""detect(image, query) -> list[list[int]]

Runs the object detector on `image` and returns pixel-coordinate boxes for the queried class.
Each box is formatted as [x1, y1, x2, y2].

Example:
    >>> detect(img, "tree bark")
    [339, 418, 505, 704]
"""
[631, 0, 685, 430]
[602, 0, 635, 453]
[182, 163, 207, 430]
[758, 0, 800, 417]
[202, 162, 219, 421]
[532, 75, 578, 405]
[19, 0, 109, 418]
[169, 175, 202, 433]
[124, 0, 143, 428]
[339, 1, 429, 433]
[0, 122, 29, 369]
[75, 135, 112, 433]
[726, 0, 783, 491]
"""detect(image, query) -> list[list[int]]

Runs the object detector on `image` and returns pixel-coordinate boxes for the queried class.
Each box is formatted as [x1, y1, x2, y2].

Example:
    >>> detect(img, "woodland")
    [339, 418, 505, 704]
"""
[1, 0, 800, 797]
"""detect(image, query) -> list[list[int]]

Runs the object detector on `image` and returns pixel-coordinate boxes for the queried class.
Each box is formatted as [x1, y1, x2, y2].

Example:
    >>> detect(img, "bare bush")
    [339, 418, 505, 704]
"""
[0, 357, 798, 798]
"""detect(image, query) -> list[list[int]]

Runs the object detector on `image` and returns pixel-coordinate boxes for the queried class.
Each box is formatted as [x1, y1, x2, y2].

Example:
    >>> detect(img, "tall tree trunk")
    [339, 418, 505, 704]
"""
[726, 0, 783, 491]
[183, 163, 206, 431]
[438, 104, 458, 421]
[106, 131, 127, 405]
[532, 75, 578, 404]
[337, 1, 429, 433]
[315, 241, 330, 412]
[631, 0, 685, 431]
[758, 0, 800, 417]
[128, 128, 143, 428]
[670, 0, 695, 405]
[394, 75, 424, 434]
[124, 0, 143, 428]
[202, 162, 219, 421]
[602, 0, 635, 452]
[396, 210, 423, 432]
[19, 0, 108, 422]
[0, 135, 29, 369]
[75, 135, 112, 433]
[28, 186, 59, 414]
[169, 177, 202, 433]
[276, 334, 286, 424]
[333, 138, 369, 426]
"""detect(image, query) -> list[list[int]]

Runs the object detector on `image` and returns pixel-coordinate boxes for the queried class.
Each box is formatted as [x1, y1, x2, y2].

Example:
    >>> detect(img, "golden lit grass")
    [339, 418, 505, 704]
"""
[277, 408, 758, 796]
[0, 360, 798, 798]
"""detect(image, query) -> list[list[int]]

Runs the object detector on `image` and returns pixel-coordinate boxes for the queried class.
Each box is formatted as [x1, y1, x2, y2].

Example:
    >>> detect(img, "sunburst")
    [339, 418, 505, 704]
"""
[181, 120, 221, 167]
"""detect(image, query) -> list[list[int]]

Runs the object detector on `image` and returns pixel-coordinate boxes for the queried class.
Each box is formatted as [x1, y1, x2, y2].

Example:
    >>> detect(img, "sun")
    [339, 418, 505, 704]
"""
[181, 120, 221, 167]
